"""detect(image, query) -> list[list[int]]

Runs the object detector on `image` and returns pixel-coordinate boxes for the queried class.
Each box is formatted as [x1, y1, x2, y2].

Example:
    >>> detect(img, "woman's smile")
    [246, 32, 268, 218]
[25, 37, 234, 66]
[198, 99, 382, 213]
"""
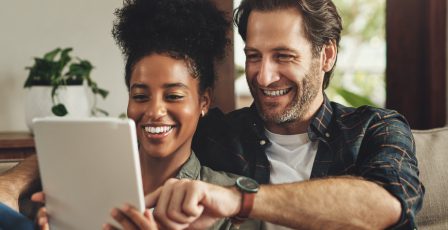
[142, 124, 175, 140]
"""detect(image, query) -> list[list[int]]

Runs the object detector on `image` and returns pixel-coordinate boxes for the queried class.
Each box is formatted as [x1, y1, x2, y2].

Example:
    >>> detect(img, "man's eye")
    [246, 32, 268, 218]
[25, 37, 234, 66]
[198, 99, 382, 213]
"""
[166, 94, 184, 101]
[275, 54, 295, 62]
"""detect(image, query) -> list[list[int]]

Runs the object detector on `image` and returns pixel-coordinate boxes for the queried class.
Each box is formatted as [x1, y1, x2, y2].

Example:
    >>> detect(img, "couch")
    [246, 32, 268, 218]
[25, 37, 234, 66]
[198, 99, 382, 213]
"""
[414, 127, 448, 229]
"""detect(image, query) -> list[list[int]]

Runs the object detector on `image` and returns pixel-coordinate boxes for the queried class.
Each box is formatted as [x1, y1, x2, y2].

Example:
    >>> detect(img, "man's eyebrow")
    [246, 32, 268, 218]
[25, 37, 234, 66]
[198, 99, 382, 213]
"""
[163, 82, 189, 89]
[272, 47, 298, 53]
[244, 47, 258, 53]
[244, 46, 298, 53]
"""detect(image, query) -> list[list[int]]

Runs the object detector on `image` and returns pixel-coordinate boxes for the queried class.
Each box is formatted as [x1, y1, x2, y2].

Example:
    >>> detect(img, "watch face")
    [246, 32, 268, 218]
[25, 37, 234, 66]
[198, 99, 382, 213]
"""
[236, 177, 259, 193]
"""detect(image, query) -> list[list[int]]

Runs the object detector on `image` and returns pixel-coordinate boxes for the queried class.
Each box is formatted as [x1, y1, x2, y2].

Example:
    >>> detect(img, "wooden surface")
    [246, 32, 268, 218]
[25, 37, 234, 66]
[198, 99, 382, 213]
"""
[0, 132, 35, 161]
[386, 0, 446, 129]
[211, 0, 236, 113]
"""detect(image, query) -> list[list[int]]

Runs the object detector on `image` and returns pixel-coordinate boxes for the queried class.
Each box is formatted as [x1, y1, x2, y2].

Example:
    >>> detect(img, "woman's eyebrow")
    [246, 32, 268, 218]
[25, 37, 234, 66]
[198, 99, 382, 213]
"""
[163, 83, 189, 89]
[130, 83, 148, 90]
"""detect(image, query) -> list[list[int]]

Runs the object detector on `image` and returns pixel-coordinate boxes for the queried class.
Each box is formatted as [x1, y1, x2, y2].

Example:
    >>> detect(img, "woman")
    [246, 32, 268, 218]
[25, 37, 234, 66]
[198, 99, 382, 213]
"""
[36, 0, 260, 229]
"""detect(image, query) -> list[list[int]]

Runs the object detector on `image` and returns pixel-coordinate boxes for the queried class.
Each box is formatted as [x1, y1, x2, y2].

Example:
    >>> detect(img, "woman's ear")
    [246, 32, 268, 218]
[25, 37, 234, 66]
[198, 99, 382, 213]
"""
[200, 87, 213, 116]
[322, 40, 337, 72]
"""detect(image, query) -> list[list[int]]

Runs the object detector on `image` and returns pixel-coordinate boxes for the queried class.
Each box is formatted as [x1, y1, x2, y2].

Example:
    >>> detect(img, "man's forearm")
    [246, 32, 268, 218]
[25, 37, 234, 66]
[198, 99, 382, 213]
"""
[3, 155, 40, 194]
[0, 155, 40, 210]
[250, 177, 401, 229]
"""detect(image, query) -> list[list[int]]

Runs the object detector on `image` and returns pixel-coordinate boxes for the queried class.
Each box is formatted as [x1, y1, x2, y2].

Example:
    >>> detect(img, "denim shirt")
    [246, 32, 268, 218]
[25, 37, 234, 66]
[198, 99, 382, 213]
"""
[193, 95, 424, 229]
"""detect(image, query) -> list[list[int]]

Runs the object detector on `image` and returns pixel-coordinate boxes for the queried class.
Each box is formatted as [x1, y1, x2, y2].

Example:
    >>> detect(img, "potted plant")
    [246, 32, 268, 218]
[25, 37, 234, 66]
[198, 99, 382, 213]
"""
[24, 47, 109, 129]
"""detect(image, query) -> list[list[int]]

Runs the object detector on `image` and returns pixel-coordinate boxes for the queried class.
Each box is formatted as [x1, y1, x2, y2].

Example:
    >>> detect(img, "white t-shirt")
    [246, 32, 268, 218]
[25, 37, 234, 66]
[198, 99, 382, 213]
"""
[263, 128, 318, 230]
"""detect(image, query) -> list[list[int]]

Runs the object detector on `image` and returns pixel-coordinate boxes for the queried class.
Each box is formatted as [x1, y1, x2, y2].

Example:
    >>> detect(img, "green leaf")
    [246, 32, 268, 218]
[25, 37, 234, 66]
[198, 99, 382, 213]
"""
[52, 104, 68, 116]
[51, 85, 60, 101]
[118, 113, 127, 119]
[94, 88, 109, 99]
[92, 107, 109, 116]
[43, 48, 61, 61]
[67, 62, 91, 78]
[57, 48, 73, 74]
[334, 87, 378, 107]
[23, 71, 35, 87]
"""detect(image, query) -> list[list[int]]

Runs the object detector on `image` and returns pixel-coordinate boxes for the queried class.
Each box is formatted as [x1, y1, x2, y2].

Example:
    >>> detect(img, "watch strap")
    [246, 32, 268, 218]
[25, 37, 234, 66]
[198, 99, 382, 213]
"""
[236, 190, 255, 219]
[231, 177, 259, 225]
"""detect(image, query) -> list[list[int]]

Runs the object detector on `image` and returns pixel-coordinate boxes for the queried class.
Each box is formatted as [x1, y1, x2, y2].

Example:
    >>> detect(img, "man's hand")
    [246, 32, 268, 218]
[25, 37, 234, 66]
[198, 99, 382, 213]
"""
[145, 178, 242, 230]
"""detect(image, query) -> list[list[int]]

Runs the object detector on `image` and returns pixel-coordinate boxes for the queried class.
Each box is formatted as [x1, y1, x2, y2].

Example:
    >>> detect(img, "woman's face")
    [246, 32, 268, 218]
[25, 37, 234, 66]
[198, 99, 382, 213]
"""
[127, 54, 210, 160]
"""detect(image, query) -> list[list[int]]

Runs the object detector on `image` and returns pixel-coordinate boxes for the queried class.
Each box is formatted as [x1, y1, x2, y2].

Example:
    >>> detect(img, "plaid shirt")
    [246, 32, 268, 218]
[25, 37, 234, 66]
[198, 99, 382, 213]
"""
[193, 95, 424, 229]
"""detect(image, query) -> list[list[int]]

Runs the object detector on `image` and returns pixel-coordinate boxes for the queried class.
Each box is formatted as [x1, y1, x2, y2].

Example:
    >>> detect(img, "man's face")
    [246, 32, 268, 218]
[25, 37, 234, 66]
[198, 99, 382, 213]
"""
[244, 8, 325, 133]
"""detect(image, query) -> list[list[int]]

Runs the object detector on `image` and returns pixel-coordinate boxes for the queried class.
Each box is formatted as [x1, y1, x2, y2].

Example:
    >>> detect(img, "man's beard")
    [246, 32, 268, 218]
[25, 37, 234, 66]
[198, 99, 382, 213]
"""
[255, 60, 321, 124]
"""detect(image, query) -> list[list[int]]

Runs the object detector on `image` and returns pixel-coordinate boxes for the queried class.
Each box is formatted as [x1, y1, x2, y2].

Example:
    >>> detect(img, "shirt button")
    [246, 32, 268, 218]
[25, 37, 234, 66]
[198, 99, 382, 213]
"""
[325, 133, 330, 138]
[259, 140, 266, 146]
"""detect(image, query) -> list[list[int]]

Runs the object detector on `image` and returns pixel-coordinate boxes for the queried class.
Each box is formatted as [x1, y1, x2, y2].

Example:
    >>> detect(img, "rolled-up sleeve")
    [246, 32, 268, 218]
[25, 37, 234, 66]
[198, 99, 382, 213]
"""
[357, 114, 424, 229]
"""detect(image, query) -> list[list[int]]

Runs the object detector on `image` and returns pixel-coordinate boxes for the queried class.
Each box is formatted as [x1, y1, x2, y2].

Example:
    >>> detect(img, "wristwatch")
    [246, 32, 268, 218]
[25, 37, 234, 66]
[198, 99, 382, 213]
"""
[232, 177, 259, 224]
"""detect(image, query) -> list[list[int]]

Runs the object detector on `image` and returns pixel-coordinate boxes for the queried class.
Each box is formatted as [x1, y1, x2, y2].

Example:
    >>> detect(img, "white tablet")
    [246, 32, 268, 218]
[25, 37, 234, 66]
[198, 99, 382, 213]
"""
[33, 117, 145, 230]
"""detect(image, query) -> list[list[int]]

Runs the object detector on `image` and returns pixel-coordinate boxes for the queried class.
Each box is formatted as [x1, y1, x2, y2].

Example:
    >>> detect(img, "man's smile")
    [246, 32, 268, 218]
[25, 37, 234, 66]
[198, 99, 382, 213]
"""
[260, 87, 292, 97]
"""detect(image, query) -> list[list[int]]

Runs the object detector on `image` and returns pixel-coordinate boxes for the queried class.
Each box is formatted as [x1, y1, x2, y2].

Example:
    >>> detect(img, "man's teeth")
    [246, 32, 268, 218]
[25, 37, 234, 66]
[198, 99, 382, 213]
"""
[263, 89, 290, 96]
[144, 126, 173, 134]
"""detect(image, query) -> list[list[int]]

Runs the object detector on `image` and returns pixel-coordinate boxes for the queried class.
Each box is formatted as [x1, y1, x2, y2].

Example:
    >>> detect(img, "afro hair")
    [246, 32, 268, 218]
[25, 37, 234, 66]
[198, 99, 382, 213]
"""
[112, 0, 231, 92]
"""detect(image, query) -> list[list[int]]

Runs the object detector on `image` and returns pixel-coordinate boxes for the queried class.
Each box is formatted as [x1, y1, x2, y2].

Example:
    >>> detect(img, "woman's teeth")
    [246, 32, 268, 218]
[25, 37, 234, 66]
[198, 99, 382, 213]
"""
[262, 88, 290, 96]
[144, 126, 173, 134]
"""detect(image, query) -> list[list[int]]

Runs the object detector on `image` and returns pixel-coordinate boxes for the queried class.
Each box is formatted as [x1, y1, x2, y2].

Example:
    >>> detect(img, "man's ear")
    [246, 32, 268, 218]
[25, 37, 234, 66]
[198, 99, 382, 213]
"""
[322, 40, 337, 72]
[200, 87, 213, 116]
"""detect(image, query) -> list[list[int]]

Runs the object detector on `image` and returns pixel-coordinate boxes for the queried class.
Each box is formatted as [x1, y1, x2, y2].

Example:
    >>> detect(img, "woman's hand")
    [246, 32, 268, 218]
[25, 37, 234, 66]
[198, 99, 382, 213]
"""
[31, 192, 49, 230]
[104, 204, 158, 230]
[35, 206, 50, 230]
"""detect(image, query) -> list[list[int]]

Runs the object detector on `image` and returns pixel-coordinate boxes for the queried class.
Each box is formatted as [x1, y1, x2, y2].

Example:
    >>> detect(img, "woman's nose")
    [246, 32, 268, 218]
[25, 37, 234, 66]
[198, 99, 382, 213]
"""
[145, 98, 166, 120]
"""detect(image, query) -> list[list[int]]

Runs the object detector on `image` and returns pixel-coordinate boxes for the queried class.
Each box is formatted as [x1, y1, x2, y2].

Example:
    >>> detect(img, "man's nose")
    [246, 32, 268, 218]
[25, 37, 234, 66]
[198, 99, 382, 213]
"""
[257, 58, 280, 87]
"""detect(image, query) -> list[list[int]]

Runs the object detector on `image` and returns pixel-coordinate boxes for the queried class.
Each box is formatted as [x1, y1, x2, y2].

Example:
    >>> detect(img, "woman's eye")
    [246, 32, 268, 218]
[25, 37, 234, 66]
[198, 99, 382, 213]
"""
[132, 94, 148, 101]
[166, 94, 184, 101]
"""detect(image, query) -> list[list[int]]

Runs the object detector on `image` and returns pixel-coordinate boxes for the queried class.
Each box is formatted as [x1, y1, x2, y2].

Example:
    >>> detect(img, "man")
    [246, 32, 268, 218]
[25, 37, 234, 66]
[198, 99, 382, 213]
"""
[124, 0, 422, 229]
[1, 0, 423, 229]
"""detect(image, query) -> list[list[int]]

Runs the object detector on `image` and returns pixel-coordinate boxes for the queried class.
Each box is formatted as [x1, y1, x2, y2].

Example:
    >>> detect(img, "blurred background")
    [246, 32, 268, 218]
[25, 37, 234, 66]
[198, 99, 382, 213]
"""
[0, 0, 446, 132]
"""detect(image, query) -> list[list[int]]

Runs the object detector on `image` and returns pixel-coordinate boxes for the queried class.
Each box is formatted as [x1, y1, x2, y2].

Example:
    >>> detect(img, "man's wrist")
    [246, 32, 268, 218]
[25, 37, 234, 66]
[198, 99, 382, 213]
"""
[231, 177, 259, 224]
[229, 186, 242, 217]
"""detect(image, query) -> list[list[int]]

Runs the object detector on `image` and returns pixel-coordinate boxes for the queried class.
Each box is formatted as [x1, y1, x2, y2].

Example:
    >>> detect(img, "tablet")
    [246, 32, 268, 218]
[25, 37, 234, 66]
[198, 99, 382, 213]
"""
[33, 117, 145, 230]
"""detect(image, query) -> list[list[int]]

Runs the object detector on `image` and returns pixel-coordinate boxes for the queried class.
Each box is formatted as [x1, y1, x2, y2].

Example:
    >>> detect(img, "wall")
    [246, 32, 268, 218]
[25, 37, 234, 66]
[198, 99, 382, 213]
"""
[0, 0, 127, 131]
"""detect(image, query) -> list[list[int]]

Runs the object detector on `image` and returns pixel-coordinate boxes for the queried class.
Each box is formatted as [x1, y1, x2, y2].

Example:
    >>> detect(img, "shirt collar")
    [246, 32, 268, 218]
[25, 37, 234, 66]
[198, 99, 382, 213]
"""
[175, 151, 201, 180]
[308, 94, 334, 140]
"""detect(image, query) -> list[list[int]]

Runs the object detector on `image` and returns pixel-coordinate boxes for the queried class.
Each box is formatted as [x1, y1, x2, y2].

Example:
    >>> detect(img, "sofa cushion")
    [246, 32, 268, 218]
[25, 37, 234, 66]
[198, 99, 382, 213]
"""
[413, 127, 448, 229]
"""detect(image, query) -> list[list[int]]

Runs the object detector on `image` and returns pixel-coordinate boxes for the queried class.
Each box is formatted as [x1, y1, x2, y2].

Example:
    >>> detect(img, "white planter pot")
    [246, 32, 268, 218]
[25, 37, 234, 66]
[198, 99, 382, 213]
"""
[25, 85, 90, 131]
